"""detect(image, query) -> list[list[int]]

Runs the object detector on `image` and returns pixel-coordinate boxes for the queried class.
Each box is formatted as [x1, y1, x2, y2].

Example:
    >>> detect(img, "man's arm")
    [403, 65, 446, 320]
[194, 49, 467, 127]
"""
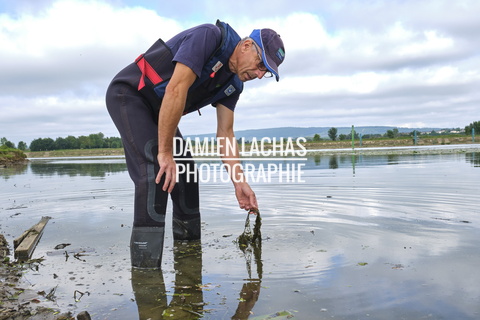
[156, 62, 197, 192]
[216, 104, 258, 212]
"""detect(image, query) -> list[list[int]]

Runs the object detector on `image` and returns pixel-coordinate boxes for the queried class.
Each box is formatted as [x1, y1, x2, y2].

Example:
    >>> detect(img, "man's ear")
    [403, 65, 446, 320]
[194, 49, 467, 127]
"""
[241, 39, 253, 52]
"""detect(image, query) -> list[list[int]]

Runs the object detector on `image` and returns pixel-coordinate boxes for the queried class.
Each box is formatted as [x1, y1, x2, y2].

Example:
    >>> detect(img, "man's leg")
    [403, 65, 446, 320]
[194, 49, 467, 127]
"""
[106, 82, 168, 269]
[170, 132, 201, 241]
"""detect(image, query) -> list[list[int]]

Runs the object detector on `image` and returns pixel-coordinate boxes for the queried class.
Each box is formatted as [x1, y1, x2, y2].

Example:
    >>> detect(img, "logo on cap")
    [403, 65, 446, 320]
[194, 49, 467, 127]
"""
[276, 48, 285, 61]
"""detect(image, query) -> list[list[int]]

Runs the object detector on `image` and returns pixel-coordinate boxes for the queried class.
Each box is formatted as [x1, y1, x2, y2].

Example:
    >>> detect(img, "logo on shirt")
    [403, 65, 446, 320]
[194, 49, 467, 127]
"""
[224, 85, 236, 96]
[212, 61, 223, 73]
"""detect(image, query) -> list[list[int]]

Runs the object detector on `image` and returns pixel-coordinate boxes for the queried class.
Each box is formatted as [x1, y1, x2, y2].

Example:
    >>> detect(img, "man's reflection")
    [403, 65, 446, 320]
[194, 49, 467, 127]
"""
[131, 240, 203, 319]
[232, 237, 263, 320]
[232, 280, 261, 320]
[131, 237, 264, 320]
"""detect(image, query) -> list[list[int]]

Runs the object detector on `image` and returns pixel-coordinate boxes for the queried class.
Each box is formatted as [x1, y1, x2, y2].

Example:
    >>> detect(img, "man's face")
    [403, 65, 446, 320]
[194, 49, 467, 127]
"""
[235, 40, 268, 82]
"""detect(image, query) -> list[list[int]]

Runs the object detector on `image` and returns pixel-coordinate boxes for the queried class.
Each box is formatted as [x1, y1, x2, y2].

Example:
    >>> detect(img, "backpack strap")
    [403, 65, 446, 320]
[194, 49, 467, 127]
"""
[135, 54, 164, 91]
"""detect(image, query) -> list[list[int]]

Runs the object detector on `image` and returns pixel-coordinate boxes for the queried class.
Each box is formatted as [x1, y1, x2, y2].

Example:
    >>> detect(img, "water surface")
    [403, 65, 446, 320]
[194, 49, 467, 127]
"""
[1, 150, 479, 319]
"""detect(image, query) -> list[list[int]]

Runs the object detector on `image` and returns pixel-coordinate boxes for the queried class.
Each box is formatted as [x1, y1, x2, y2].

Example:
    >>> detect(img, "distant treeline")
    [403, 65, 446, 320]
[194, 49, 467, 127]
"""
[318, 126, 472, 142]
[28, 133, 122, 151]
[465, 121, 480, 135]
[1, 120, 478, 152]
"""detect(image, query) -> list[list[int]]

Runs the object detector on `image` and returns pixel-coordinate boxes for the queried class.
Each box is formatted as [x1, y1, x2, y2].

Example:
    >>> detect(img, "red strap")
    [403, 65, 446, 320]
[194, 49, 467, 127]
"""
[135, 54, 163, 90]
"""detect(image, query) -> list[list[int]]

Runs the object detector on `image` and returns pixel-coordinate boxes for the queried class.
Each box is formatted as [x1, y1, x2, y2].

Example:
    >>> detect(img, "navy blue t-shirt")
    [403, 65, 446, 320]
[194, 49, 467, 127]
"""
[166, 24, 240, 112]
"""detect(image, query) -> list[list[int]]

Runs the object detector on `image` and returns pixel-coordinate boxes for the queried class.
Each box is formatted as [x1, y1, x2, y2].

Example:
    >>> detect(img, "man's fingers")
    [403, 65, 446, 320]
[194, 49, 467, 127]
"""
[166, 171, 177, 193]
[162, 170, 172, 192]
[158, 167, 177, 192]
[155, 168, 164, 184]
[250, 193, 258, 208]
[155, 167, 176, 192]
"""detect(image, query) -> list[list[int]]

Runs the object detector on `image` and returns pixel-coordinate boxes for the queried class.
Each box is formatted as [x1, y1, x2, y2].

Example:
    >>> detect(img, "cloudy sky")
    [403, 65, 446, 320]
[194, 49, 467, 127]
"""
[1, 0, 479, 145]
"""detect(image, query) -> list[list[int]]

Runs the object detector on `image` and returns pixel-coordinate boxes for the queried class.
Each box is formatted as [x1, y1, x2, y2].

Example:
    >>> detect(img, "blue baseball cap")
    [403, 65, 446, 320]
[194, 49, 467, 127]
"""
[249, 28, 285, 81]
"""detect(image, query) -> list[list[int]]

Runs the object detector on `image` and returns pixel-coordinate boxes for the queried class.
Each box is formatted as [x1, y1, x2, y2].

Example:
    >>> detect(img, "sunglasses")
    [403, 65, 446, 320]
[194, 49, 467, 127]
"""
[252, 43, 273, 78]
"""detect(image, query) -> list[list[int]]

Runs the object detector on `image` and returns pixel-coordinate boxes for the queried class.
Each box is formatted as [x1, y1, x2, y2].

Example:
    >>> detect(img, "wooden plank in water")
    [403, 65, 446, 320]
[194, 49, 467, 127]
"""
[14, 216, 51, 261]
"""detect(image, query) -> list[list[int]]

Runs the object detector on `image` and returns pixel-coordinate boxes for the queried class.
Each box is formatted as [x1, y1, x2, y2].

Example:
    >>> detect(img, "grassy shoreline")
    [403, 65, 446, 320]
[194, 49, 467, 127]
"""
[25, 148, 125, 158]
[0, 146, 28, 165]
[22, 135, 479, 159]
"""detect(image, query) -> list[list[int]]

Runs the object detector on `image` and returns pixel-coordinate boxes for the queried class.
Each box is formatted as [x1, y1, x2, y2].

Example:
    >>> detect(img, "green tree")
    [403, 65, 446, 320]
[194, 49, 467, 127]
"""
[104, 137, 123, 148]
[346, 132, 360, 140]
[29, 139, 42, 151]
[30, 138, 55, 151]
[385, 128, 399, 139]
[339, 134, 347, 140]
[78, 135, 91, 149]
[328, 127, 337, 141]
[4, 140, 15, 148]
[18, 141, 28, 150]
[65, 135, 80, 149]
[89, 132, 105, 148]
[312, 133, 321, 142]
[0, 137, 15, 148]
[55, 137, 69, 150]
[465, 121, 480, 135]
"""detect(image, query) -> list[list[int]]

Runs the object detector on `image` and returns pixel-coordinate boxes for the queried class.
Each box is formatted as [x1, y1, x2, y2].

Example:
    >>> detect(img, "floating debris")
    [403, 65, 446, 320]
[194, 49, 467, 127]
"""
[14, 216, 51, 261]
[250, 310, 297, 319]
[54, 243, 71, 250]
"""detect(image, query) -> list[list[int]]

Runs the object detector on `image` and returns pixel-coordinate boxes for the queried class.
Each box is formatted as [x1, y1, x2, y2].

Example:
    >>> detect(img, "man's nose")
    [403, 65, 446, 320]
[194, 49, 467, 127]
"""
[256, 70, 266, 79]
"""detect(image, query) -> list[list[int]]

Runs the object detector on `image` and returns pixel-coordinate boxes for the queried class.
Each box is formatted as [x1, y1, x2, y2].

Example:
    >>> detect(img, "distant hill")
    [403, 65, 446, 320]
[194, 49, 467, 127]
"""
[186, 126, 443, 141]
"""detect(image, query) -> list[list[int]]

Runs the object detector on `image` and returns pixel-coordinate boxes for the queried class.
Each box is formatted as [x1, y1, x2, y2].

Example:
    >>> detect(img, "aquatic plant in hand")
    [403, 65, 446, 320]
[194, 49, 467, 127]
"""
[237, 209, 262, 247]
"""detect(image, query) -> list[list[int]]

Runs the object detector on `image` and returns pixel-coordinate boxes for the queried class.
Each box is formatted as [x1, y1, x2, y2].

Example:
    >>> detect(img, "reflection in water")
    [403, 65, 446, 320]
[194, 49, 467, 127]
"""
[328, 155, 338, 169]
[386, 154, 399, 164]
[232, 281, 261, 320]
[131, 240, 203, 319]
[233, 239, 263, 320]
[0, 163, 28, 180]
[466, 152, 479, 167]
[29, 162, 127, 177]
[4, 151, 475, 181]
[351, 154, 356, 175]
[131, 239, 265, 320]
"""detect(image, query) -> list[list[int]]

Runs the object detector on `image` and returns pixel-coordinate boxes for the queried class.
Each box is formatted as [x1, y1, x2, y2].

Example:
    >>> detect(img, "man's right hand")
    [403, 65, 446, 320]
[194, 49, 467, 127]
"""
[156, 152, 177, 193]
[156, 62, 197, 193]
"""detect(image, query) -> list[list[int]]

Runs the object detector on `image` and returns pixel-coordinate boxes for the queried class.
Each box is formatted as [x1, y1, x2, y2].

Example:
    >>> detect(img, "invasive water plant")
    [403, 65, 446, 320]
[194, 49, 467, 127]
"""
[237, 209, 261, 247]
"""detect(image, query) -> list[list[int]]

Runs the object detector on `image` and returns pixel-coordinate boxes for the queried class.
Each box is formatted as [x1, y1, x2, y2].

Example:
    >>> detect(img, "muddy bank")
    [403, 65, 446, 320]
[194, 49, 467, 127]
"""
[0, 234, 90, 320]
[0, 148, 28, 167]
[25, 148, 124, 159]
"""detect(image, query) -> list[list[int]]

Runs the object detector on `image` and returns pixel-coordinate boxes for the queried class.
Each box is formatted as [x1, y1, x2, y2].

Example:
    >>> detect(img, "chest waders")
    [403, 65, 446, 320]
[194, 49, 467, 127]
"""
[107, 20, 242, 269]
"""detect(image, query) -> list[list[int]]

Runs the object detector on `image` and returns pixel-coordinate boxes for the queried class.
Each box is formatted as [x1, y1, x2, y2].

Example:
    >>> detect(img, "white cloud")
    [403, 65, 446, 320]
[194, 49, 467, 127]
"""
[1, 0, 480, 145]
[0, 0, 181, 56]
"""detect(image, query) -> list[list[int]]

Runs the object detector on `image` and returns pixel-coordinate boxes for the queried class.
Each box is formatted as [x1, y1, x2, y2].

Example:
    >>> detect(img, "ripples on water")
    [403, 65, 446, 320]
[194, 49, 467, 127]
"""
[0, 151, 479, 319]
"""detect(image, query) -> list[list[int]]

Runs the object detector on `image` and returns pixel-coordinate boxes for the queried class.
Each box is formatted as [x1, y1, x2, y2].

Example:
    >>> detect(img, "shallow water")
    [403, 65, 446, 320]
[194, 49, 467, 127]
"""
[1, 150, 479, 319]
